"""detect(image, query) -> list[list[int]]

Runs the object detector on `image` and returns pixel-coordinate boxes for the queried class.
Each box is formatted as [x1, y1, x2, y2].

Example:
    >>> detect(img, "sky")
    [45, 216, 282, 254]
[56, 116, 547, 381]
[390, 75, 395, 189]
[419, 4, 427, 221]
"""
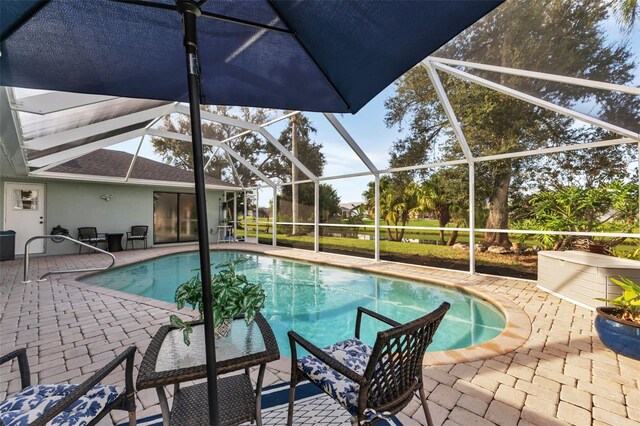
[102, 8, 640, 207]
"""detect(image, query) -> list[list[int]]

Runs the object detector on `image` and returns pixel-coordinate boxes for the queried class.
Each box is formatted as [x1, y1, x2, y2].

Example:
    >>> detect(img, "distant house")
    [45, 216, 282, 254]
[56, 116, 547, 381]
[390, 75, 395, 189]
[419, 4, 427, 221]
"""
[340, 202, 364, 218]
[1, 148, 239, 256]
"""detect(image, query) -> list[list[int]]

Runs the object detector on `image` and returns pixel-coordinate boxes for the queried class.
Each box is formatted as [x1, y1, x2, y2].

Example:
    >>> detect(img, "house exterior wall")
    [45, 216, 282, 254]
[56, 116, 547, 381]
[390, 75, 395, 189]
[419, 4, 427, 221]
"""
[0, 177, 225, 256]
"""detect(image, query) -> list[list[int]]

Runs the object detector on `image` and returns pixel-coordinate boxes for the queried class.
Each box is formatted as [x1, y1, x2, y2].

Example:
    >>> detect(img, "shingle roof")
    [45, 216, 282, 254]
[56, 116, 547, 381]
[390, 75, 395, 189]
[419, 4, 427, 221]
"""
[340, 202, 364, 211]
[46, 149, 237, 188]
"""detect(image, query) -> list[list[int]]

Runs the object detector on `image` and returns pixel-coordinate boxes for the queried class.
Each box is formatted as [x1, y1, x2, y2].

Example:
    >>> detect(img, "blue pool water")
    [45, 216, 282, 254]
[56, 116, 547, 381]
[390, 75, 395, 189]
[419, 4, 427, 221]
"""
[82, 251, 505, 356]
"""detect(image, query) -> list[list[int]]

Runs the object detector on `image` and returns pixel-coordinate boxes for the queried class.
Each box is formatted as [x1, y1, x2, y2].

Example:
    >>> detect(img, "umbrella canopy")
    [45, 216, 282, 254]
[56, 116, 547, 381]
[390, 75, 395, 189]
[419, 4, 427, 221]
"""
[1, 0, 501, 113]
[1, 1, 502, 424]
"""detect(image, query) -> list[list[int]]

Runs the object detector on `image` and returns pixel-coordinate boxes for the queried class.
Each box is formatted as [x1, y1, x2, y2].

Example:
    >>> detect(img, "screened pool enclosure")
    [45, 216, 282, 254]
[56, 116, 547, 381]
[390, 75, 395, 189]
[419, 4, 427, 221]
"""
[3, 0, 639, 277]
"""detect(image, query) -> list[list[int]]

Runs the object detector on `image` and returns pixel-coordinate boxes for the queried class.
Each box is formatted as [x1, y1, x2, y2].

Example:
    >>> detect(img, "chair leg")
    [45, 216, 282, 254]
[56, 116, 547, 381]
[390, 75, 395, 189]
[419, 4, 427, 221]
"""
[128, 410, 136, 426]
[287, 373, 298, 426]
[419, 387, 434, 426]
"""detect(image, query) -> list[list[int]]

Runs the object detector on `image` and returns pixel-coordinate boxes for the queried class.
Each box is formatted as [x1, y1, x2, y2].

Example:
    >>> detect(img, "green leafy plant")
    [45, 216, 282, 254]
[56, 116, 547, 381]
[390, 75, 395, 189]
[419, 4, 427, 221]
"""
[170, 258, 266, 345]
[515, 182, 639, 251]
[614, 240, 640, 261]
[596, 277, 640, 324]
[513, 232, 528, 246]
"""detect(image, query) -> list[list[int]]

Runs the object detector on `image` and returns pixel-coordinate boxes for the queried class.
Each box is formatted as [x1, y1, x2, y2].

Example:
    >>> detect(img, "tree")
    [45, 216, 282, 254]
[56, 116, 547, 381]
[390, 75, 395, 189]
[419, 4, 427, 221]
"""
[291, 115, 300, 235]
[537, 146, 635, 191]
[318, 184, 342, 223]
[384, 0, 638, 247]
[152, 106, 274, 187]
[416, 168, 470, 245]
[614, 0, 639, 30]
[276, 115, 326, 234]
[278, 181, 341, 227]
[363, 175, 421, 241]
[271, 114, 325, 180]
[417, 179, 450, 245]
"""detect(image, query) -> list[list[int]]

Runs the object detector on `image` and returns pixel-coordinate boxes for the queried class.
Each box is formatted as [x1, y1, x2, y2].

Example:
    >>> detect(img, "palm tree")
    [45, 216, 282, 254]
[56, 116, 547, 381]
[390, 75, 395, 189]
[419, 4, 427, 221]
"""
[415, 178, 452, 245]
[614, 0, 638, 31]
[364, 177, 420, 242]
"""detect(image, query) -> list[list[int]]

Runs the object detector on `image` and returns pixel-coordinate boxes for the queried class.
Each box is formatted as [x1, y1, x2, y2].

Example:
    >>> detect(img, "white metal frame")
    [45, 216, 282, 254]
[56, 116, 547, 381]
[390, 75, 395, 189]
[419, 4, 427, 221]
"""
[428, 57, 640, 96]
[6, 54, 639, 274]
[430, 61, 640, 140]
[9, 91, 116, 115]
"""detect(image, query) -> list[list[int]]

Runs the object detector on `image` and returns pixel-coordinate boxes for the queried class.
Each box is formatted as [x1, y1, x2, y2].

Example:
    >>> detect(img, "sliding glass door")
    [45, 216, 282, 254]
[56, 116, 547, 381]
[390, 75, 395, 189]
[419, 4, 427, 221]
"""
[153, 192, 198, 243]
[179, 193, 198, 241]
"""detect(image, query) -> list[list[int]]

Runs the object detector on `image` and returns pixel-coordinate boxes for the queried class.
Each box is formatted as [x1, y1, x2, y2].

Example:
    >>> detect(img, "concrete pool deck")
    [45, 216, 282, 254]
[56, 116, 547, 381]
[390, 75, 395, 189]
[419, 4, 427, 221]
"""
[1, 243, 639, 425]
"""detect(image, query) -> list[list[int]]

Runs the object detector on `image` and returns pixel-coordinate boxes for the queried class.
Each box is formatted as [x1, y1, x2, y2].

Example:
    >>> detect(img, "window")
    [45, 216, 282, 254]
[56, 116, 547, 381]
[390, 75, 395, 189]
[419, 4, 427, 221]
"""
[14, 189, 38, 210]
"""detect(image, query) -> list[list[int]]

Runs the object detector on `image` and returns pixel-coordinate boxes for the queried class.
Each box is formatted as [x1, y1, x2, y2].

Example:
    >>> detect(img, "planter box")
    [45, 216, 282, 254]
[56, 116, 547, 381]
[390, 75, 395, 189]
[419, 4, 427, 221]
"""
[537, 250, 640, 309]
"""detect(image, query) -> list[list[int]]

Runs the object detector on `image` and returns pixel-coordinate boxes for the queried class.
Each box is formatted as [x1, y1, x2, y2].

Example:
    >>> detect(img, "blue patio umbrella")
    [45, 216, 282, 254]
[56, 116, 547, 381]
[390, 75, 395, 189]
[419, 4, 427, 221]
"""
[0, 1, 502, 424]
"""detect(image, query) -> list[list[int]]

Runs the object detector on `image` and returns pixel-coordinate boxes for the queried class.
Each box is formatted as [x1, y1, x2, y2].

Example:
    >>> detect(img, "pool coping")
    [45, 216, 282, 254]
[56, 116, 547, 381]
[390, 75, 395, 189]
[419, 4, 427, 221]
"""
[62, 243, 532, 366]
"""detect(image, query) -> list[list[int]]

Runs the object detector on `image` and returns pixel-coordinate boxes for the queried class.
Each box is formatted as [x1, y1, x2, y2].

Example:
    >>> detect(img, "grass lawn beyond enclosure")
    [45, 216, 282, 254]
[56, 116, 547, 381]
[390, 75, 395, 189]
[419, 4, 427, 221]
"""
[241, 229, 537, 279]
[239, 218, 637, 279]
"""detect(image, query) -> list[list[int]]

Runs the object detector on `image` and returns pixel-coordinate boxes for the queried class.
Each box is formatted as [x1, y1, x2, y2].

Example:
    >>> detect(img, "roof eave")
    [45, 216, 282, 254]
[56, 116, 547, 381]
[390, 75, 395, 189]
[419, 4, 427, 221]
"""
[26, 171, 241, 190]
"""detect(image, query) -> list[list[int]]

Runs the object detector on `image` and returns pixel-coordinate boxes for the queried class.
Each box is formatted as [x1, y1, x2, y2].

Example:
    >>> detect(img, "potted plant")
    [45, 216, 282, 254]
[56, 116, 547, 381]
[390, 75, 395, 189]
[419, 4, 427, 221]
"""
[594, 276, 640, 360]
[170, 258, 266, 345]
[512, 233, 527, 252]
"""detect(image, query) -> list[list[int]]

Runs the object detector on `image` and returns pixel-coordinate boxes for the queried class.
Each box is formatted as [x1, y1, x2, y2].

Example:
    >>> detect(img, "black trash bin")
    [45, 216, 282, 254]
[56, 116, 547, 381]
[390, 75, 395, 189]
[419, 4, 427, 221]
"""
[0, 230, 16, 261]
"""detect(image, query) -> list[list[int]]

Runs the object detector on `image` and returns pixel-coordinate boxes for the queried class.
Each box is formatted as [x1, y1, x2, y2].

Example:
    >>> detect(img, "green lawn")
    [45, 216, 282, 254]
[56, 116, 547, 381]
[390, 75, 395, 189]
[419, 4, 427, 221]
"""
[240, 217, 638, 255]
[239, 228, 538, 278]
[238, 217, 638, 279]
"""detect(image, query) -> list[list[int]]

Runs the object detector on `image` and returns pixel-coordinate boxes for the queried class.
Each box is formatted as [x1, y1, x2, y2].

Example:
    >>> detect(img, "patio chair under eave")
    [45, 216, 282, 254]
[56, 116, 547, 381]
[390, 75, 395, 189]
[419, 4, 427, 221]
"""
[77, 227, 107, 254]
[287, 302, 450, 426]
[126, 225, 148, 250]
[0, 347, 136, 426]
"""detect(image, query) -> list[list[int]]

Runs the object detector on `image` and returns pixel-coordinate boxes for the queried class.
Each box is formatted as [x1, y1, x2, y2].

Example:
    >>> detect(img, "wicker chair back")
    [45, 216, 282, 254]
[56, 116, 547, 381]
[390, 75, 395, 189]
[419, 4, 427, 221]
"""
[130, 226, 148, 237]
[78, 227, 98, 240]
[363, 302, 450, 415]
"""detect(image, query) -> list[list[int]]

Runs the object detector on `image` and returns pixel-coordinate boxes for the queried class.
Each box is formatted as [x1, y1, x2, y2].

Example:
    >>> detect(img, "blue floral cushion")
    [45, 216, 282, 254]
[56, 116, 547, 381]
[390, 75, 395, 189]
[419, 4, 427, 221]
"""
[0, 384, 120, 426]
[298, 338, 372, 417]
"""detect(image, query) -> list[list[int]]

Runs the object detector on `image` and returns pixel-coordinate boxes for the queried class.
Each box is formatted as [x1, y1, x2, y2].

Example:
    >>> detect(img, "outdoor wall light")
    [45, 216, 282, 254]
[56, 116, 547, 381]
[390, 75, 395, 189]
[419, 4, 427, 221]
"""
[100, 193, 114, 201]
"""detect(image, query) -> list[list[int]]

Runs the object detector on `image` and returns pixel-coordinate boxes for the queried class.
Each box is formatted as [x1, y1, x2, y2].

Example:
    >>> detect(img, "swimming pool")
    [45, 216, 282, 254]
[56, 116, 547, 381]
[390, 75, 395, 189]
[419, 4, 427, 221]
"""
[82, 251, 505, 357]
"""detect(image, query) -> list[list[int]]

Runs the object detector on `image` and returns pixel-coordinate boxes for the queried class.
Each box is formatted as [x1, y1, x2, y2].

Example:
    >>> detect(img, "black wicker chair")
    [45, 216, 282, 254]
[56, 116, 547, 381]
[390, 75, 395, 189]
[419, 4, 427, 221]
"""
[77, 227, 107, 253]
[0, 347, 136, 426]
[125, 225, 148, 250]
[288, 302, 450, 426]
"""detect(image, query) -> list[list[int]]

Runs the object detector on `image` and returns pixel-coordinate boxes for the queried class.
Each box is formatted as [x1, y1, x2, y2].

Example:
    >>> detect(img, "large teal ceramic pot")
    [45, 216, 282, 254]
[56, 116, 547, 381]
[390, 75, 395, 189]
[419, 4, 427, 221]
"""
[595, 307, 640, 361]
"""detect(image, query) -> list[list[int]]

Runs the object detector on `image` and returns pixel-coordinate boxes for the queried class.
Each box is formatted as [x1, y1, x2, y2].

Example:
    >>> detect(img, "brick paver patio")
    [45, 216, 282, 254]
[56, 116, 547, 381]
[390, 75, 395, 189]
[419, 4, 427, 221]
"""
[1, 243, 639, 425]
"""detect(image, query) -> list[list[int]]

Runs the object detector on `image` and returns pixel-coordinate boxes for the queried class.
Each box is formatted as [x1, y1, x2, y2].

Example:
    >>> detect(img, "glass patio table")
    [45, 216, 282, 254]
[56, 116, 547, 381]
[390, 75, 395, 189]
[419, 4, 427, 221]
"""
[137, 313, 279, 426]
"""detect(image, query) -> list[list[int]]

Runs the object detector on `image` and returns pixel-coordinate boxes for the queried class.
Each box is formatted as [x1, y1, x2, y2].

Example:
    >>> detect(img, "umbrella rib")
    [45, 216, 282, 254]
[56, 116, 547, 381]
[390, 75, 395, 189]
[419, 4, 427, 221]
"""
[1, 0, 50, 42]
[265, 0, 351, 112]
[199, 11, 291, 34]
[111, 0, 292, 34]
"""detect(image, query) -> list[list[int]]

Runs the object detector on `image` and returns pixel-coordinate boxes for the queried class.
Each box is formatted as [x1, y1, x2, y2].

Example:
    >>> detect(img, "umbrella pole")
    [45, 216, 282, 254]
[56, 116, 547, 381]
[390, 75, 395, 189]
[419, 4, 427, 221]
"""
[177, 2, 219, 425]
